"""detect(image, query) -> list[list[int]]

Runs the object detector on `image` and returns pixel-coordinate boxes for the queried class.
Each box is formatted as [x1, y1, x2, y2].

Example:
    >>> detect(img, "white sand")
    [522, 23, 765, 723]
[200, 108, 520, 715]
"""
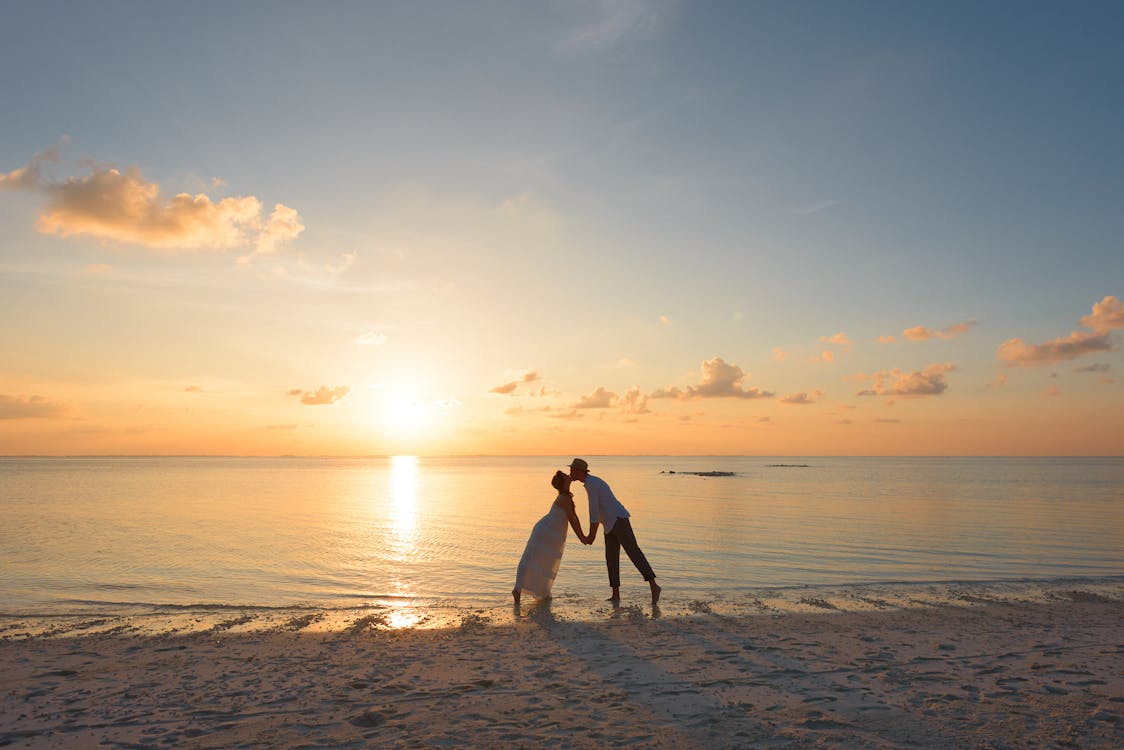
[2, 589, 1122, 748]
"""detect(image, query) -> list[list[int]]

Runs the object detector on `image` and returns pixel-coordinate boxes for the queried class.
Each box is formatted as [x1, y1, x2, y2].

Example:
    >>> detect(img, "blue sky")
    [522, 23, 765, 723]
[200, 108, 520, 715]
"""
[2, 1, 1122, 455]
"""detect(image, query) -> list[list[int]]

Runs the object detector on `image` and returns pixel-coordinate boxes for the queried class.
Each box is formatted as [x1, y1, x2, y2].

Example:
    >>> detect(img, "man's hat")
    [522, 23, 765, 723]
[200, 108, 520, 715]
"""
[568, 458, 589, 472]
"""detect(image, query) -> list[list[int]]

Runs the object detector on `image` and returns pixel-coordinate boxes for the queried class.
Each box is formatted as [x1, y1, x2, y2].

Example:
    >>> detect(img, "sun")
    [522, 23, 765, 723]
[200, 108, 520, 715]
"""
[382, 389, 431, 436]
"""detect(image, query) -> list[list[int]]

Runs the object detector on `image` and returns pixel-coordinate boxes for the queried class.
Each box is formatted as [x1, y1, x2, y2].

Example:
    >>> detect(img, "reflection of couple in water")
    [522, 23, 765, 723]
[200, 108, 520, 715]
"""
[512, 458, 661, 606]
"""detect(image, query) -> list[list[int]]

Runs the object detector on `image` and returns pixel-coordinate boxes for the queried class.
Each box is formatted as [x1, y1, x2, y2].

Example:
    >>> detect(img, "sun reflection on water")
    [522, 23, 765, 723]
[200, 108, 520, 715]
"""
[389, 455, 418, 550]
[386, 456, 420, 617]
[386, 608, 425, 629]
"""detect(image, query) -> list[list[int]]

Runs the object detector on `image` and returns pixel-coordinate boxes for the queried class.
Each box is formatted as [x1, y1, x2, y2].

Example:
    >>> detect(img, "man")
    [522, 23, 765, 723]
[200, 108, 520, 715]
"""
[568, 458, 661, 605]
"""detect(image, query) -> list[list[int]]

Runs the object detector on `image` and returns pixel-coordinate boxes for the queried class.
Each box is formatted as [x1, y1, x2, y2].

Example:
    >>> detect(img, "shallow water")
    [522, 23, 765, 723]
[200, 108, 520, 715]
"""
[2, 456, 1122, 624]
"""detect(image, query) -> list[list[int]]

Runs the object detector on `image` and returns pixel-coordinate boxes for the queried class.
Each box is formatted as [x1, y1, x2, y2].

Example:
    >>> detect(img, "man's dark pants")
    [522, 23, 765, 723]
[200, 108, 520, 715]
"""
[604, 516, 655, 588]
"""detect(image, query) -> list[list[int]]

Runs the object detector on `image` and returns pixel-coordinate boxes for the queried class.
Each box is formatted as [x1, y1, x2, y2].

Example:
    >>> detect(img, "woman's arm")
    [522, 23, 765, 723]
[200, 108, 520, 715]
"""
[563, 495, 589, 544]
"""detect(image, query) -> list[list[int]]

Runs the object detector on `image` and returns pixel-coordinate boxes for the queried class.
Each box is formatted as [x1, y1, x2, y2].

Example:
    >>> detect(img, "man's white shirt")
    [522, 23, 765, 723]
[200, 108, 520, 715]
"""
[582, 474, 630, 534]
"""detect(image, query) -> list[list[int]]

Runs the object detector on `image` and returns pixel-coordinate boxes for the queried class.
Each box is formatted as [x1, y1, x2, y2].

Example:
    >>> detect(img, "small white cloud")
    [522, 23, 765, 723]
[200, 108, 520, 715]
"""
[355, 331, 388, 347]
[291, 386, 349, 405]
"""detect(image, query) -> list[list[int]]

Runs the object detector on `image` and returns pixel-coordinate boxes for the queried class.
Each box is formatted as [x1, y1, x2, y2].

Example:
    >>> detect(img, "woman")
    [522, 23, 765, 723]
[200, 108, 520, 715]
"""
[512, 470, 589, 603]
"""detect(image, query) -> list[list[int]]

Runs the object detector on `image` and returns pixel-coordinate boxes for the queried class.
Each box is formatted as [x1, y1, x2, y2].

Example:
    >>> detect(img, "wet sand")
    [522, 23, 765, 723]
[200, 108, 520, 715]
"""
[2, 584, 1122, 748]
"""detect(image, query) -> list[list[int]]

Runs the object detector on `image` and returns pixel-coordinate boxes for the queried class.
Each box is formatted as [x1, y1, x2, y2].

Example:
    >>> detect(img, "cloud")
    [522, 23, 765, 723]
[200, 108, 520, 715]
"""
[0, 394, 68, 419]
[1075, 363, 1111, 373]
[1079, 295, 1124, 332]
[2, 147, 303, 253]
[1043, 386, 1062, 397]
[877, 335, 897, 344]
[902, 320, 977, 342]
[791, 199, 837, 216]
[988, 373, 1008, 389]
[780, 390, 823, 405]
[573, 386, 616, 409]
[998, 297, 1120, 366]
[619, 385, 650, 414]
[184, 385, 204, 393]
[291, 386, 349, 405]
[489, 370, 540, 395]
[997, 330, 1113, 367]
[659, 315, 671, 326]
[819, 332, 853, 350]
[809, 350, 835, 364]
[771, 347, 787, 361]
[355, 331, 389, 347]
[855, 363, 955, 398]
[565, 0, 662, 48]
[250, 203, 305, 256]
[902, 326, 931, 341]
[0, 139, 66, 191]
[652, 357, 774, 400]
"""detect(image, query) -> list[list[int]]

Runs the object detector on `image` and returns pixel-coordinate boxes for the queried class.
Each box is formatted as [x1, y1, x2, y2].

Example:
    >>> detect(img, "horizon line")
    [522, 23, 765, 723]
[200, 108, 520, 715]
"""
[2, 453, 1122, 460]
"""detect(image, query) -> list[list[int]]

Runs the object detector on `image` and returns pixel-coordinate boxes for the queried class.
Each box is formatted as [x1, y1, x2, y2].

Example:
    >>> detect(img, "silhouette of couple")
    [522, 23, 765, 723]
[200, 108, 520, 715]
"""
[512, 458, 661, 606]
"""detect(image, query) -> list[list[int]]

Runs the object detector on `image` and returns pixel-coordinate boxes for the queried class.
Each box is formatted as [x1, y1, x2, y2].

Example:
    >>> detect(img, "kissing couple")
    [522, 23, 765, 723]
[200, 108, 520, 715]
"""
[512, 458, 661, 606]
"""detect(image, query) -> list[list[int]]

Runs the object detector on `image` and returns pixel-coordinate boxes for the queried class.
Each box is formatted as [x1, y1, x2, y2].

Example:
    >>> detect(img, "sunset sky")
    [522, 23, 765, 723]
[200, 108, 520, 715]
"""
[2, 1, 1122, 456]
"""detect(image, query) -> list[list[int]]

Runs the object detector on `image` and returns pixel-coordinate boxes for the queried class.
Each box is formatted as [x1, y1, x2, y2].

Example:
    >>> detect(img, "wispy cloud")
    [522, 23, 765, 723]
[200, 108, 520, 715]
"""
[818, 332, 853, 350]
[780, 390, 824, 405]
[902, 319, 977, 342]
[999, 297, 1119, 367]
[1075, 363, 1111, 374]
[563, 0, 663, 48]
[651, 357, 773, 400]
[855, 363, 955, 398]
[791, 199, 837, 216]
[2, 145, 303, 254]
[490, 370, 541, 395]
[355, 331, 389, 347]
[0, 138, 67, 191]
[289, 386, 349, 405]
[998, 330, 1112, 366]
[0, 394, 68, 419]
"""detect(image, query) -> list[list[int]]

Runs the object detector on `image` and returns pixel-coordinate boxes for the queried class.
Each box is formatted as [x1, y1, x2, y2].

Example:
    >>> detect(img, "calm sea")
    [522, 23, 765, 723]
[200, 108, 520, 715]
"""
[2, 456, 1122, 621]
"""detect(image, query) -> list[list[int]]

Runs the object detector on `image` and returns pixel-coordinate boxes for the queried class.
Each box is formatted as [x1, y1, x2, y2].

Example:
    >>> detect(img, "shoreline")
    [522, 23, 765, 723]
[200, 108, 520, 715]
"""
[2, 593, 1121, 748]
[4, 577, 1123, 641]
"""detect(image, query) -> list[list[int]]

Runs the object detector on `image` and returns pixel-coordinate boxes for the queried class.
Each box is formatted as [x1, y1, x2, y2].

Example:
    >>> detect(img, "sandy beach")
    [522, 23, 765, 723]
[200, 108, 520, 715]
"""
[2, 585, 1122, 749]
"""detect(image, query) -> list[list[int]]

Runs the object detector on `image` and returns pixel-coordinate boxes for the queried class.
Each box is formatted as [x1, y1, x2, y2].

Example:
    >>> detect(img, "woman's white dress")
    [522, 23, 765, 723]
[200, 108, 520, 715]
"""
[514, 494, 571, 599]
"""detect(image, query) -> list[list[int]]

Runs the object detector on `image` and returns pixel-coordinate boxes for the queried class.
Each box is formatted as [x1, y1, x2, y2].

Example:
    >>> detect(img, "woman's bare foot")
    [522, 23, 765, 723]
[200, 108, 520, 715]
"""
[512, 588, 520, 604]
[608, 586, 621, 603]
[650, 581, 661, 606]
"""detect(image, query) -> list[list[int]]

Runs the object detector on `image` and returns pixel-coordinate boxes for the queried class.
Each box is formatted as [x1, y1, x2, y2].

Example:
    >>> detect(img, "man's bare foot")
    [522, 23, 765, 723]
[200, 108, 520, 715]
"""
[512, 588, 520, 604]
[608, 586, 621, 603]
[650, 581, 661, 606]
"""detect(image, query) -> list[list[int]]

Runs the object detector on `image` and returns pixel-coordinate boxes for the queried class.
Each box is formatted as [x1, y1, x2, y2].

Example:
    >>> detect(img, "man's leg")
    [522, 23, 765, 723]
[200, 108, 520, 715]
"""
[610, 517, 661, 605]
[604, 529, 622, 601]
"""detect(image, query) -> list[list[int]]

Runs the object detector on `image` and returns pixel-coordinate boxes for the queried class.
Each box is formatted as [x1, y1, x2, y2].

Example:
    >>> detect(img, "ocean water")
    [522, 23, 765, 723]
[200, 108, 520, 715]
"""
[2, 456, 1122, 625]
